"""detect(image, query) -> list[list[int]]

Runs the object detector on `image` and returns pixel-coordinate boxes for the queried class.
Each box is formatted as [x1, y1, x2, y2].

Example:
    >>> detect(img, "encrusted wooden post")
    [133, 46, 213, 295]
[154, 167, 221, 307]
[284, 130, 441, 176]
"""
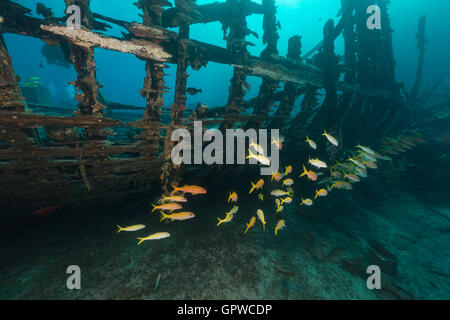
[64, 0, 105, 191]
[161, 0, 197, 193]
[135, 0, 168, 153]
[0, 16, 25, 112]
[378, 0, 396, 92]
[269, 35, 302, 131]
[222, 0, 250, 129]
[355, 0, 371, 89]
[247, 0, 280, 129]
[135, 0, 170, 192]
[321, 19, 338, 130]
[64, 0, 105, 116]
[410, 15, 426, 101]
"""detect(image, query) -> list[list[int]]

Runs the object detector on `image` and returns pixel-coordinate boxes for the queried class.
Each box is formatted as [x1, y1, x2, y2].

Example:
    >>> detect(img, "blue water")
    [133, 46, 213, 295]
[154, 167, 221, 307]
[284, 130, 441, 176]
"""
[0, 0, 449, 300]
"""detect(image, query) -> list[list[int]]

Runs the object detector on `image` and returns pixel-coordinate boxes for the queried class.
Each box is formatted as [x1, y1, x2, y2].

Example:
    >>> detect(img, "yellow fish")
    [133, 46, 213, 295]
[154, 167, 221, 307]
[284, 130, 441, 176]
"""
[275, 198, 284, 214]
[137, 232, 170, 245]
[300, 165, 318, 181]
[344, 173, 360, 182]
[356, 144, 376, 155]
[275, 220, 285, 236]
[322, 130, 338, 146]
[285, 165, 293, 175]
[315, 189, 328, 199]
[116, 224, 145, 233]
[226, 205, 239, 216]
[280, 197, 292, 205]
[217, 213, 234, 226]
[276, 204, 284, 214]
[160, 211, 195, 222]
[348, 157, 365, 169]
[228, 191, 238, 203]
[359, 151, 378, 162]
[330, 181, 350, 190]
[244, 216, 256, 234]
[309, 157, 327, 169]
[270, 189, 292, 197]
[271, 136, 283, 150]
[282, 178, 294, 186]
[249, 179, 264, 194]
[330, 170, 342, 178]
[246, 150, 271, 166]
[258, 193, 264, 201]
[257, 209, 266, 230]
[305, 136, 317, 149]
[158, 195, 187, 203]
[362, 160, 378, 169]
[300, 198, 313, 206]
[250, 138, 265, 154]
[151, 202, 182, 213]
[271, 171, 282, 181]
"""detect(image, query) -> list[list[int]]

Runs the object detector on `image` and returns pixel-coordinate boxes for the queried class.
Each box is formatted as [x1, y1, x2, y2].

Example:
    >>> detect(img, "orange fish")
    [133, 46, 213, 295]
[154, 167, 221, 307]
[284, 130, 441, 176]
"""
[244, 216, 256, 234]
[228, 191, 238, 203]
[160, 211, 195, 222]
[314, 189, 328, 199]
[170, 184, 207, 195]
[151, 202, 182, 213]
[271, 136, 283, 150]
[33, 205, 61, 216]
[271, 171, 282, 182]
[285, 165, 292, 175]
[249, 179, 264, 194]
[300, 165, 317, 181]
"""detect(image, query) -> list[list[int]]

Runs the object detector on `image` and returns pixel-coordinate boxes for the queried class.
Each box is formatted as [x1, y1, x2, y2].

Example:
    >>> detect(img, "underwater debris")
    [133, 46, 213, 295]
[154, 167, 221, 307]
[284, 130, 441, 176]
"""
[153, 273, 162, 292]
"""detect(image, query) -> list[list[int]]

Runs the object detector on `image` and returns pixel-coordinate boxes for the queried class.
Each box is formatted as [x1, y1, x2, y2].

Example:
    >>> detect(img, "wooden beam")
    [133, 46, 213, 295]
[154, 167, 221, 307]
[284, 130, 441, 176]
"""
[40, 25, 172, 62]
[0, 111, 121, 127]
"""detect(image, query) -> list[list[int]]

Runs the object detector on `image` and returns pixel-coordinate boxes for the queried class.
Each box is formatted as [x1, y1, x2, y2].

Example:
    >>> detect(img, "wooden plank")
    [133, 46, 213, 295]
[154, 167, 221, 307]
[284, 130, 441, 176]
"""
[41, 25, 172, 62]
[0, 111, 121, 127]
